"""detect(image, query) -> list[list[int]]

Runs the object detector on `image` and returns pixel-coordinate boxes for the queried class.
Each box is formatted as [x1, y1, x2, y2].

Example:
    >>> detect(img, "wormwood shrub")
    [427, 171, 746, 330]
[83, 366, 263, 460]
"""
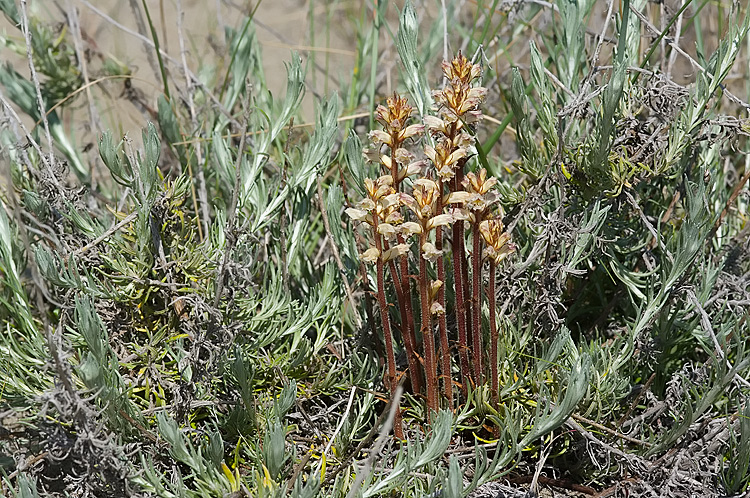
[0, 1, 749, 497]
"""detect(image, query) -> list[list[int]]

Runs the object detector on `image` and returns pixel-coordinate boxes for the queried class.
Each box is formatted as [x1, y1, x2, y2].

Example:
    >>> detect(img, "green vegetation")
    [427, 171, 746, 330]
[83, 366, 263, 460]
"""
[1, 1, 749, 497]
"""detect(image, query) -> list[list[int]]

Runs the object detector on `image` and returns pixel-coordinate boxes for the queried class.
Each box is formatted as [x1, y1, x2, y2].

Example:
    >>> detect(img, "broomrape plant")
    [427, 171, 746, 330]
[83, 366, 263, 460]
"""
[348, 53, 515, 431]
[3, 0, 750, 496]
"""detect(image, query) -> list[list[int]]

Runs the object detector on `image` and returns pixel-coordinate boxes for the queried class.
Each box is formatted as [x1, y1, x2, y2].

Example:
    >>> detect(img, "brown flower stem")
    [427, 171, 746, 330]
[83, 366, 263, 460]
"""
[359, 262, 382, 358]
[419, 233, 438, 417]
[386, 256, 404, 303]
[488, 259, 498, 410]
[373, 223, 403, 438]
[393, 259, 422, 394]
[383, 240, 422, 394]
[461, 241, 471, 343]
[471, 217, 483, 388]
[435, 180, 452, 406]
[387, 137, 421, 395]
[454, 161, 473, 389]
[451, 177, 470, 397]
[435, 227, 452, 404]
[397, 235, 421, 392]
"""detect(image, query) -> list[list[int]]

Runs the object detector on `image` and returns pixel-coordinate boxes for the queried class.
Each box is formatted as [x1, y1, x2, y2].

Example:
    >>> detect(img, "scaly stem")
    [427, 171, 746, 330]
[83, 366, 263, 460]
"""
[489, 260, 498, 410]
[460, 237, 471, 342]
[456, 170, 472, 384]
[455, 155, 473, 386]
[398, 235, 421, 392]
[384, 240, 422, 394]
[451, 176, 470, 396]
[435, 226, 452, 405]
[373, 222, 403, 438]
[435, 179, 452, 406]
[388, 139, 421, 394]
[471, 218, 483, 387]
[419, 233, 438, 417]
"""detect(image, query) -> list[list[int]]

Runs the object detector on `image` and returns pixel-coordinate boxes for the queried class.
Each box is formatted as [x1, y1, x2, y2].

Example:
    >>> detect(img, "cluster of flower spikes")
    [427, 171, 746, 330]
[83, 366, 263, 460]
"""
[347, 52, 515, 425]
[425, 52, 515, 394]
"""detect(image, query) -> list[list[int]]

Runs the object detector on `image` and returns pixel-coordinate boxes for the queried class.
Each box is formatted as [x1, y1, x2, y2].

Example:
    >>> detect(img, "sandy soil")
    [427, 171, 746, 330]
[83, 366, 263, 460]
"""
[3, 0, 359, 141]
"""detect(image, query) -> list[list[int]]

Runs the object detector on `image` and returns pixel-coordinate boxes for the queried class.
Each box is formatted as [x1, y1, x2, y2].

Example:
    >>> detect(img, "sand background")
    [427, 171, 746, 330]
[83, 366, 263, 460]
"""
[3, 0, 374, 146]
[0, 1, 737, 158]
